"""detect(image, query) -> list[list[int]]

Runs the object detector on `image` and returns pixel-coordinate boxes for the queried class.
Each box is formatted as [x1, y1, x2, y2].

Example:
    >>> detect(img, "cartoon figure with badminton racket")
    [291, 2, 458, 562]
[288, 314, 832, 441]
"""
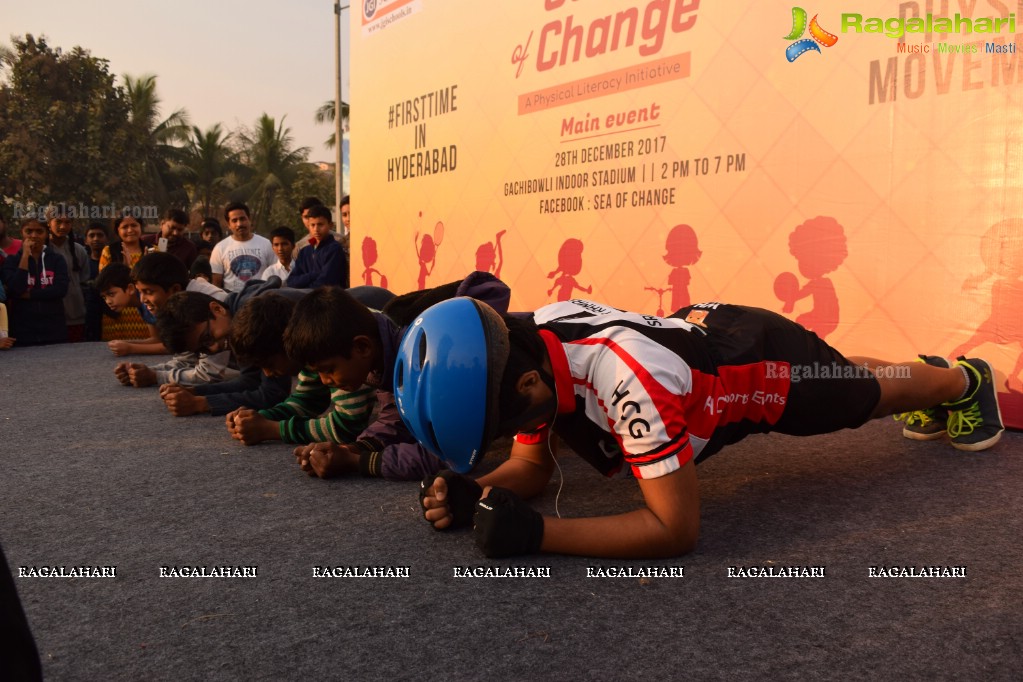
[774, 216, 847, 339]
[645, 287, 671, 317]
[547, 238, 591, 301]
[414, 215, 444, 290]
[361, 236, 388, 288]
[476, 229, 506, 279]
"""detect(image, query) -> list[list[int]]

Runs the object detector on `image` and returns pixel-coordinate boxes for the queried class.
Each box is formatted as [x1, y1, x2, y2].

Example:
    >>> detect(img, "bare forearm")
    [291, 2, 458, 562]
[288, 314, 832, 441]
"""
[471, 438, 556, 499]
[476, 456, 553, 499]
[262, 420, 283, 442]
[126, 341, 168, 355]
[540, 462, 701, 559]
[541, 508, 698, 559]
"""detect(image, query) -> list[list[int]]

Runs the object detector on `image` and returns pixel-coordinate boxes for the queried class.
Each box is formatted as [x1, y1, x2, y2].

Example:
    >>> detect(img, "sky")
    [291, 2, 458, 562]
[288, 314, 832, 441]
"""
[4, 0, 351, 163]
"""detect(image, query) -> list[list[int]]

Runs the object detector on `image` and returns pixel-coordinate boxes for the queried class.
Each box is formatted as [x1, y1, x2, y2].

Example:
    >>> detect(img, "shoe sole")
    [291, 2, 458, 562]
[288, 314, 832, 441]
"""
[902, 428, 946, 441]
[951, 429, 1004, 451]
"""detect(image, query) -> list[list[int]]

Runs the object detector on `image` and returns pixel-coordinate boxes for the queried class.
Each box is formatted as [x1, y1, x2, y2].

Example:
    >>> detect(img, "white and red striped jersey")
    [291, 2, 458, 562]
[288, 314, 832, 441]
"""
[521, 300, 791, 480]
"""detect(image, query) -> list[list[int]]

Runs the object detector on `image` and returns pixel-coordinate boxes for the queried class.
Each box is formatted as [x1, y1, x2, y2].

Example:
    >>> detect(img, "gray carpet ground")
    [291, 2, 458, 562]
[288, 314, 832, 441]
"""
[1, 342, 1020, 681]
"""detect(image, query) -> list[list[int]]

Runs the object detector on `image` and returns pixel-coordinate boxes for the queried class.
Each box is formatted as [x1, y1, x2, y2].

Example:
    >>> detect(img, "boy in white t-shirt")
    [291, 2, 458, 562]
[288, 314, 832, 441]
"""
[209, 202, 274, 292]
[263, 226, 296, 284]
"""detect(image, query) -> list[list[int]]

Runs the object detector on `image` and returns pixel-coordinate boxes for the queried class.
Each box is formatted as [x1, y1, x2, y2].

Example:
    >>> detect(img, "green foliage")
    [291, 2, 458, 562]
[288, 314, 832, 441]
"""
[0, 36, 336, 235]
[124, 74, 191, 210]
[0, 35, 142, 207]
[269, 163, 336, 230]
[235, 114, 311, 233]
[315, 99, 350, 149]
[177, 123, 243, 220]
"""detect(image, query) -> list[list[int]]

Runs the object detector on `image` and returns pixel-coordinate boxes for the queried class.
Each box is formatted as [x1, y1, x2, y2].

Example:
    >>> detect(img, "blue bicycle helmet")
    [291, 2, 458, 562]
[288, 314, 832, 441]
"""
[393, 297, 510, 473]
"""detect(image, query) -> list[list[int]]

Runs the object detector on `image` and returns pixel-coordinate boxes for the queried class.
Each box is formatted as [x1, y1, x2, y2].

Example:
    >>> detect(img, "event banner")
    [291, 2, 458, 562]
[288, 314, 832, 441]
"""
[351, 0, 1023, 428]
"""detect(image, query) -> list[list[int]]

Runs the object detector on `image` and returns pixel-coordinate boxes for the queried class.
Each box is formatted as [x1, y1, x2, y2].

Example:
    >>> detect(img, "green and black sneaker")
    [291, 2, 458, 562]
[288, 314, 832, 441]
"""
[894, 355, 950, 440]
[944, 357, 1005, 452]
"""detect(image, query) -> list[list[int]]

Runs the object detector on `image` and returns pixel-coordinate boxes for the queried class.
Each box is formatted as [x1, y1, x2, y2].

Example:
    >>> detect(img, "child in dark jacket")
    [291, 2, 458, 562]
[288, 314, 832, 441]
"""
[286, 205, 346, 289]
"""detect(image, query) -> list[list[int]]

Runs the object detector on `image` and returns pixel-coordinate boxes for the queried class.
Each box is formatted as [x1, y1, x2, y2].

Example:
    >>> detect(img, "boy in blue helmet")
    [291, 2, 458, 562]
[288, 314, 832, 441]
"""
[398, 298, 1005, 559]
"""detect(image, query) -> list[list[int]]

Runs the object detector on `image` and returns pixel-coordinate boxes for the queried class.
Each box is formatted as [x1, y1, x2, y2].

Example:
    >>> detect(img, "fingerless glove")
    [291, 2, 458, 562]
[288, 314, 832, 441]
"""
[419, 470, 483, 529]
[473, 487, 544, 558]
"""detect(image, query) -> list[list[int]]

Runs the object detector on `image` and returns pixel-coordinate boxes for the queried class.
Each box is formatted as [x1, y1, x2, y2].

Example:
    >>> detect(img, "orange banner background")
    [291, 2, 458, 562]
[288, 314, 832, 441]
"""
[351, 0, 1023, 428]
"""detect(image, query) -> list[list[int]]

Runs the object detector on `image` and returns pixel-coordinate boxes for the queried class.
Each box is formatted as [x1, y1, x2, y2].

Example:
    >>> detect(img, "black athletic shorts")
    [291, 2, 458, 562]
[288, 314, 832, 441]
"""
[673, 304, 882, 439]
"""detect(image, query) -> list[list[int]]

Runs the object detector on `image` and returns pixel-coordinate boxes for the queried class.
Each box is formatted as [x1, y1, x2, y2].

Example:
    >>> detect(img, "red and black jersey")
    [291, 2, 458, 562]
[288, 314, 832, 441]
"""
[520, 300, 878, 480]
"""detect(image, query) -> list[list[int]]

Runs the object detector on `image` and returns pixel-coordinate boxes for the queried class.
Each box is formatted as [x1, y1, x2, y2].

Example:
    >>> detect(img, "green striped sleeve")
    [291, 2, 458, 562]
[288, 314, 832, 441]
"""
[309, 385, 376, 443]
[259, 368, 330, 421]
[278, 384, 376, 445]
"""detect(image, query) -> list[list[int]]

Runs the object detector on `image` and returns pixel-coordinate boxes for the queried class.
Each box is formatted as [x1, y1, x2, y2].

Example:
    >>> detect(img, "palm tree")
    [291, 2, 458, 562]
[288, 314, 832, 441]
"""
[0, 43, 13, 77]
[124, 74, 190, 208]
[177, 124, 241, 219]
[237, 114, 311, 231]
[315, 99, 350, 149]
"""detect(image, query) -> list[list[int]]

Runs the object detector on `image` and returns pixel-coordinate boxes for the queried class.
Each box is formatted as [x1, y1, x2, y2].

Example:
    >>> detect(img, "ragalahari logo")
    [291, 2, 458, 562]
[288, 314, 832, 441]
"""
[784, 7, 839, 61]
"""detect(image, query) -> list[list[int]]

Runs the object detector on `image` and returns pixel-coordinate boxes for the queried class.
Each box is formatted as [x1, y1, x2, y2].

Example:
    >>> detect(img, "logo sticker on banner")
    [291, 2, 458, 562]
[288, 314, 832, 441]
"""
[784, 7, 839, 62]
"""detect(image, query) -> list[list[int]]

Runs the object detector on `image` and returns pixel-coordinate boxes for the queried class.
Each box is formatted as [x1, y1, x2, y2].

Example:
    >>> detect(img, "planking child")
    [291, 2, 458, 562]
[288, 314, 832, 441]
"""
[154, 279, 300, 417]
[155, 281, 391, 421]
[276, 273, 513, 481]
[226, 286, 443, 482]
[224, 274, 511, 484]
[224, 292, 378, 451]
[109, 252, 236, 389]
[398, 298, 1006, 560]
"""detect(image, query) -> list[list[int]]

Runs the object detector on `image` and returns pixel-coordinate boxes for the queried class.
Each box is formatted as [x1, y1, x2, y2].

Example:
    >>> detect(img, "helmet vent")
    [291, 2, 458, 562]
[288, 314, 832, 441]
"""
[425, 420, 440, 451]
[418, 332, 428, 370]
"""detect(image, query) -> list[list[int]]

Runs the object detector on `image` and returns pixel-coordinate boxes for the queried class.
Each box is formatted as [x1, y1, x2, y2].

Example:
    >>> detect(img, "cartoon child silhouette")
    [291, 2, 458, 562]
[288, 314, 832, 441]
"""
[414, 218, 444, 291]
[774, 216, 847, 339]
[951, 218, 1023, 392]
[475, 229, 506, 278]
[547, 238, 592, 301]
[361, 236, 388, 288]
[663, 223, 702, 310]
